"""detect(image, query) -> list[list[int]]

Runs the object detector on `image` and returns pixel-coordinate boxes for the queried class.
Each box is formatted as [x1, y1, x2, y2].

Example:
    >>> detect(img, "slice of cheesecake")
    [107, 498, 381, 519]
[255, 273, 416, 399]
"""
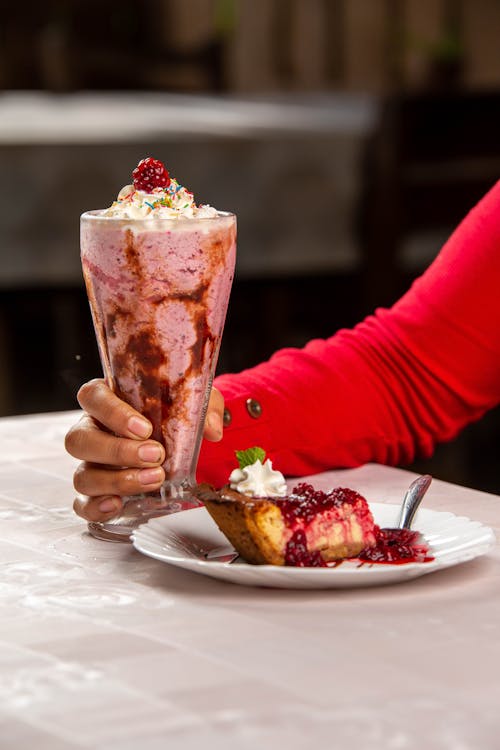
[195, 481, 377, 566]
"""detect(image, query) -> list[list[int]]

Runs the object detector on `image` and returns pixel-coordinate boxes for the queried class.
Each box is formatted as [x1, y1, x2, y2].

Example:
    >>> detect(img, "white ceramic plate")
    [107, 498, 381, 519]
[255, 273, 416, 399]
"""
[131, 504, 496, 589]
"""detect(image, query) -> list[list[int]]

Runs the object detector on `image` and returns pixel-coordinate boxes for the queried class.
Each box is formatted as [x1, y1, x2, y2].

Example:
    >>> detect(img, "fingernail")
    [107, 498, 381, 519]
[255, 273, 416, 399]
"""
[98, 497, 121, 513]
[138, 443, 162, 463]
[128, 416, 151, 438]
[207, 412, 223, 437]
[139, 467, 163, 485]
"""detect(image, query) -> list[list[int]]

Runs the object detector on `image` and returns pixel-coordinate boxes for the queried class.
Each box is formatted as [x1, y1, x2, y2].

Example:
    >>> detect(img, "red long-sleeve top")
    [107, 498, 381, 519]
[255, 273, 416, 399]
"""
[198, 181, 500, 487]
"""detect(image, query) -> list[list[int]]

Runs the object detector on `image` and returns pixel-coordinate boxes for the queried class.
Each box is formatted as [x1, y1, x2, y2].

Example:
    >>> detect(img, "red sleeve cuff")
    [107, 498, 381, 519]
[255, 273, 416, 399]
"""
[196, 375, 273, 487]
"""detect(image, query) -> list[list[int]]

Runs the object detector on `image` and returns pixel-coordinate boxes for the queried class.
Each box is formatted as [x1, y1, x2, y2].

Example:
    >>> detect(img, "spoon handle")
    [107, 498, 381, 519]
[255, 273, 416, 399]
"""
[397, 474, 432, 529]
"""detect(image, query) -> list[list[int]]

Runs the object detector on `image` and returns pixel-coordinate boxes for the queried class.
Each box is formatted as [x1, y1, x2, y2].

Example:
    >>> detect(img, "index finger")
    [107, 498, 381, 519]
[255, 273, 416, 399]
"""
[77, 378, 152, 440]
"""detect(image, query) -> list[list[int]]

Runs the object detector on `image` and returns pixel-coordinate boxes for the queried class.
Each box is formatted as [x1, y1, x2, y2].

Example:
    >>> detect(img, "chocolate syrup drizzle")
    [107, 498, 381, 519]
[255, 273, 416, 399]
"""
[100, 227, 234, 452]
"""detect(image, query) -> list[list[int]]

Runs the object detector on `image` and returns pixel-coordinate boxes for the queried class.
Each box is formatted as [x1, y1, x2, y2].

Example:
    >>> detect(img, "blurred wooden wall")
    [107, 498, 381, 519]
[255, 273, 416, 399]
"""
[164, 0, 500, 93]
[1, 0, 498, 93]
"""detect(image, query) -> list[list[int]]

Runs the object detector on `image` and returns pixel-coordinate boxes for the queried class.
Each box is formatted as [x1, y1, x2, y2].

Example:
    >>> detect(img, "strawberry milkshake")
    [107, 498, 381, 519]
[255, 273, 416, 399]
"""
[80, 158, 236, 541]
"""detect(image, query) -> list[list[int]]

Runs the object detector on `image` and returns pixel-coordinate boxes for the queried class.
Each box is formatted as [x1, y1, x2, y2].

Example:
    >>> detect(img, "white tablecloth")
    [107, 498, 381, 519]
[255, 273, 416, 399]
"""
[0, 411, 499, 749]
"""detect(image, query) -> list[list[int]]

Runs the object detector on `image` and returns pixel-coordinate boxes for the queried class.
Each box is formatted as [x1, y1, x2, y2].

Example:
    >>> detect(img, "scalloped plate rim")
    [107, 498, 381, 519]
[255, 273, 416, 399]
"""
[131, 503, 496, 589]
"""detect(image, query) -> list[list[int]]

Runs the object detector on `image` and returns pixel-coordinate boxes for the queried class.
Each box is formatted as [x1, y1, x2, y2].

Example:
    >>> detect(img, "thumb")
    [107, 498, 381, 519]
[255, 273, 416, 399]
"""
[203, 387, 224, 441]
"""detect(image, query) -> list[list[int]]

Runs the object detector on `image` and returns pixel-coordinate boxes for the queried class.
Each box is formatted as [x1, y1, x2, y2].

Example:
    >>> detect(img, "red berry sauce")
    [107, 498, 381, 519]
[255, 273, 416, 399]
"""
[358, 527, 433, 565]
[278, 483, 433, 567]
[285, 529, 326, 567]
[277, 483, 367, 525]
[280, 484, 371, 568]
[132, 157, 170, 191]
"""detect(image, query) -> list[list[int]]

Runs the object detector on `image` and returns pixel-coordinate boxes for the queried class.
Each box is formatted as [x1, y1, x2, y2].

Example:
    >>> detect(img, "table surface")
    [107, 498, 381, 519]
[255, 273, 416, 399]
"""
[0, 410, 499, 750]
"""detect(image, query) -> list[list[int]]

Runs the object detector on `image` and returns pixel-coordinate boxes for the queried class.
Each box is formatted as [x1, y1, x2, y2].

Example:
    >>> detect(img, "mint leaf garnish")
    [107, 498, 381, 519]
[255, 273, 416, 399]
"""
[235, 447, 266, 469]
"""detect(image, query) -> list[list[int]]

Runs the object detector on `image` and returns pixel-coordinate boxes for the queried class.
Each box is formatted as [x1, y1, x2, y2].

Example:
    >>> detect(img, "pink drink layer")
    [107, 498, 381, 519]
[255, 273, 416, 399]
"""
[81, 211, 236, 488]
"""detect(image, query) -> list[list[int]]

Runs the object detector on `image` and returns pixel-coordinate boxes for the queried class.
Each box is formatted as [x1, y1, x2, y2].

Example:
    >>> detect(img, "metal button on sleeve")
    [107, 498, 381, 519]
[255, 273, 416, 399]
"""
[246, 398, 262, 419]
[223, 408, 232, 427]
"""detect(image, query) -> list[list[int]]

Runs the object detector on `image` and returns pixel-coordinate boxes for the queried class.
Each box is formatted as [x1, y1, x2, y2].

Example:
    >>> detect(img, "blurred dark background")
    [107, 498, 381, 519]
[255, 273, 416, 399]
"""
[0, 0, 499, 492]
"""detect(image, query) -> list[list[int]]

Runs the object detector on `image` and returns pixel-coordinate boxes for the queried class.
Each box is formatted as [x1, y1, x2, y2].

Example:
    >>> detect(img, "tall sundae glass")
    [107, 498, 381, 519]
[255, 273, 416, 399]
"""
[80, 158, 236, 541]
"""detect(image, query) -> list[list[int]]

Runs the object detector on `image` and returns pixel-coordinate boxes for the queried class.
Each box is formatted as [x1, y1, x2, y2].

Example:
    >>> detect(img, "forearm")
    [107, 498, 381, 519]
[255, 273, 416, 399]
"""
[198, 181, 500, 487]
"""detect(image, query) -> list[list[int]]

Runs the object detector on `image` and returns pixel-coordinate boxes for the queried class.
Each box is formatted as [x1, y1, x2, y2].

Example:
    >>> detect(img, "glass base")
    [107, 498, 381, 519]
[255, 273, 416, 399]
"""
[87, 483, 201, 543]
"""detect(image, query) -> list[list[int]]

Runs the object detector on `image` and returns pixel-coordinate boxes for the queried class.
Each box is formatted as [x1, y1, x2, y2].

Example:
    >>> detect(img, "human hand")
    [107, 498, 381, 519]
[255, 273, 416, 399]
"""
[65, 378, 224, 523]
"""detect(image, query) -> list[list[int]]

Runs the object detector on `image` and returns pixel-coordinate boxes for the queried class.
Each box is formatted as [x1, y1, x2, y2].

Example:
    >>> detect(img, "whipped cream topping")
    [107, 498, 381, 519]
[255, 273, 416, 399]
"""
[103, 178, 218, 220]
[229, 459, 287, 498]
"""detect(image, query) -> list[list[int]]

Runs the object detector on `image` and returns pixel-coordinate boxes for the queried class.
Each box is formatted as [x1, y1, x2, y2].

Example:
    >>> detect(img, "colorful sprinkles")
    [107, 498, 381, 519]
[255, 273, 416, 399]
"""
[111, 176, 198, 215]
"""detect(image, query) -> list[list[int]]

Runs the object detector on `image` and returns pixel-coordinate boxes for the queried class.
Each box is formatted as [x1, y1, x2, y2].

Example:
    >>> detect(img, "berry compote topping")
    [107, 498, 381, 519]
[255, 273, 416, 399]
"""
[277, 483, 365, 525]
[358, 527, 433, 565]
[285, 529, 326, 567]
[132, 157, 171, 191]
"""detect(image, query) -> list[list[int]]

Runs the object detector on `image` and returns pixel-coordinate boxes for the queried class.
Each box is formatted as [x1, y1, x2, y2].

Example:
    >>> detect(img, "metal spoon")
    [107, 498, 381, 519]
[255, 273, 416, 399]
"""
[204, 544, 239, 563]
[387, 474, 432, 532]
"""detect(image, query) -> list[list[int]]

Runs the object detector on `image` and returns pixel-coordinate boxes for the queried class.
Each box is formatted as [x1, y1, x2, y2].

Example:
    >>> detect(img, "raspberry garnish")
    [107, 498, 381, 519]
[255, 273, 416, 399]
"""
[132, 157, 170, 192]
